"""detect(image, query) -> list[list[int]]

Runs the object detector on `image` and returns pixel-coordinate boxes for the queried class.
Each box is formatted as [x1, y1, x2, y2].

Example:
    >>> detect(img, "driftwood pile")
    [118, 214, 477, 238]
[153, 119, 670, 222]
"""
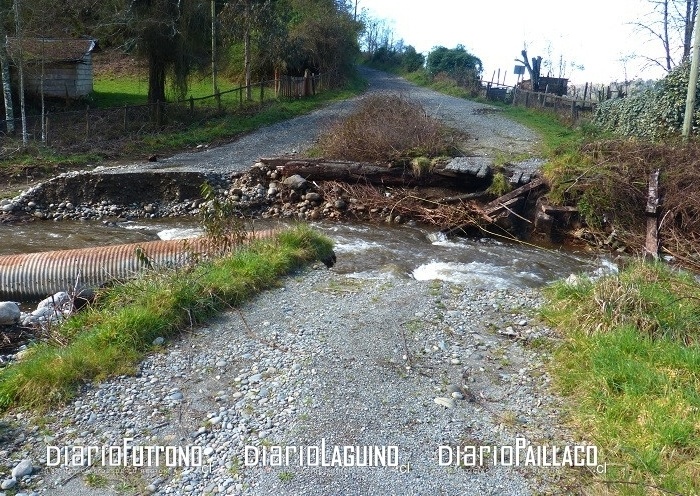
[256, 157, 553, 236]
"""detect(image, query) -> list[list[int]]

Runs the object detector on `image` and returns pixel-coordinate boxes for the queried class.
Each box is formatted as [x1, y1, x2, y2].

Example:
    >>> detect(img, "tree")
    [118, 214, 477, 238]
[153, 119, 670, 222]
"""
[427, 45, 482, 87]
[282, 0, 361, 76]
[125, 0, 210, 104]
[515, 49, 542, 91]
[634, 0, 699, 72]
[221, 0, 279, 100]
[0, 2, 14, 134]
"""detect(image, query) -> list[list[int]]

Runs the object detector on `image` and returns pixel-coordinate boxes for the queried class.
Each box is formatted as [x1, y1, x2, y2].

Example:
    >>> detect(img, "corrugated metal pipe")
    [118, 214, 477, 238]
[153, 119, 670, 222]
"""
[0, 230, 278, 300]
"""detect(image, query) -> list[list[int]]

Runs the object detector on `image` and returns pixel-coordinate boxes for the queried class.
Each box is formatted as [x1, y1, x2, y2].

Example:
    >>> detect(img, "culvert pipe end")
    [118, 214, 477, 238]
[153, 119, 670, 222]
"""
[0, 230, 277, 301]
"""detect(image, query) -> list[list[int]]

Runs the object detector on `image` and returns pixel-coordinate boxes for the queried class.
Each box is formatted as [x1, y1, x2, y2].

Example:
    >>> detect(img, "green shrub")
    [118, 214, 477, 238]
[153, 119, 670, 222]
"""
[594, 60, 700, 140]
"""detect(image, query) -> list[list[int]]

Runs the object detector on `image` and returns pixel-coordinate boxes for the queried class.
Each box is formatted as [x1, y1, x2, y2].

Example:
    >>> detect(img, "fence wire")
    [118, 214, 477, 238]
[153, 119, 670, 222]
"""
[0, 72, 337, 155]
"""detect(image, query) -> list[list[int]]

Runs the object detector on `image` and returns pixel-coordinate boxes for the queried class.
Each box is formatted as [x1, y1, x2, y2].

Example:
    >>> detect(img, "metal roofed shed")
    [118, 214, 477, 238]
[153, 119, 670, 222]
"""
[6, 37, 98, 99]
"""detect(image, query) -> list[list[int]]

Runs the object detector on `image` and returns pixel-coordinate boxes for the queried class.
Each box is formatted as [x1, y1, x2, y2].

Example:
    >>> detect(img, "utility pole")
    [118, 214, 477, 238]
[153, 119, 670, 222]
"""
[683, 7, 700, 139]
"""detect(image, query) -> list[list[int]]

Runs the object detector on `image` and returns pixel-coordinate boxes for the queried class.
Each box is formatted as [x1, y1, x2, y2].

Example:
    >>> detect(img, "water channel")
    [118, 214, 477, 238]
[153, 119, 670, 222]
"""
[0, 218, 615, 290]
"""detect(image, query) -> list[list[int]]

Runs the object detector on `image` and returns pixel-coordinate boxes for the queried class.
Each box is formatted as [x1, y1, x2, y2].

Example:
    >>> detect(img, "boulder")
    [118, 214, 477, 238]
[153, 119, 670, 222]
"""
[0, 301, 20, 325]
[11, 459, 33, 478]
[282, 174, 307, 190]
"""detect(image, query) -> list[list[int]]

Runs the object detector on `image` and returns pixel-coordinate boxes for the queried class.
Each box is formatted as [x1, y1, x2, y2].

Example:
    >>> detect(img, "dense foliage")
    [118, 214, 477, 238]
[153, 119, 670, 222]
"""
[426, 45, 482, 86]
[594, 60, 700, 140]
[365, 43, 425, 72]
[3, 0, 361, 103]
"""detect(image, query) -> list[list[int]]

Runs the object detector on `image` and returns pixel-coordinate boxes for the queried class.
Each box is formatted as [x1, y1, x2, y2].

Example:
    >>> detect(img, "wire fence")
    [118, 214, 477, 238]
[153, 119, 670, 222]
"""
[1, 71, 340, 154]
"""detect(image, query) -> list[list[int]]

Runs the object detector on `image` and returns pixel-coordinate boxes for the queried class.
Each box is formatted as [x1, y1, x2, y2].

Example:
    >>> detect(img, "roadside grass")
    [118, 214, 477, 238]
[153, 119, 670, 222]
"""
[0, 225, 334, 411]
[541, 261, 700, 495]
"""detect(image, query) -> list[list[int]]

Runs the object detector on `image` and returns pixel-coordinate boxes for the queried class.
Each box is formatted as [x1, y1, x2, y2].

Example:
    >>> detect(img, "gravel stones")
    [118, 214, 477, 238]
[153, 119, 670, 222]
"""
[0, 267, 572, 495]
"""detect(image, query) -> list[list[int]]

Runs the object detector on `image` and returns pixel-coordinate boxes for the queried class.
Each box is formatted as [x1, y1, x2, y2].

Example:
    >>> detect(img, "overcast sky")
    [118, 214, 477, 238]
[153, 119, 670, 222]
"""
[357, 0, 677, 86]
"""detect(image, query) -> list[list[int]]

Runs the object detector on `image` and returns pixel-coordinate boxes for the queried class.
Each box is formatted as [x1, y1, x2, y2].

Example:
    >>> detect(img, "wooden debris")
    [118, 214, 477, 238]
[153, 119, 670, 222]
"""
[645, 169, 660, 260]
[260, 157, 495, 188]
[483, 177, 546, 211]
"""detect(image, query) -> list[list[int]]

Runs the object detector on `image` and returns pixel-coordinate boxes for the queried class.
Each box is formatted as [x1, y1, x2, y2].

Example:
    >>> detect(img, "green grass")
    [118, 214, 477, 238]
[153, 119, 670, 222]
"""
[91, 73, 280, 108]
[0, 72, 366, 175]
[91, 76, 149, 107]
[542, 261, 700, 495]
[0, 225, 333, 411]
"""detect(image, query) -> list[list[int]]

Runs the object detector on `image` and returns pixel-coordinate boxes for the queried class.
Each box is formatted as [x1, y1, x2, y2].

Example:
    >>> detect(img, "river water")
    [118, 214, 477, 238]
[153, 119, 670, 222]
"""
[0, 218, 613, 289]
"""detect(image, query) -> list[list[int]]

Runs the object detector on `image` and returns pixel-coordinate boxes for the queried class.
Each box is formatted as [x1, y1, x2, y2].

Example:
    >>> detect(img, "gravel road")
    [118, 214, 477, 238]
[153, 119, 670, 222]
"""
[0, 70, 587, 496]
[107, 67, 539, 175]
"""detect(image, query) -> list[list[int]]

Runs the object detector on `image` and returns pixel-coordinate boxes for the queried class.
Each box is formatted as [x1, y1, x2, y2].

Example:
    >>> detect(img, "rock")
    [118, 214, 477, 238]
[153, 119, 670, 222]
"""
[152, 337, 165, 346]
[1, 478, 16, 489]
[168, 391, 184, 401]
[0, 302, 21, 325]
[305, 192, 321, 202]
[446, 384, 462, 395]
[434, 397, 456, 409]
[1, 203, 14, 213]
[37, 292, 71, 310]
[282, 175, 307, 190]
[31, 306, 55, 318]
[11, 459, 32, 478]
[334, 199, 347, 210]
[248, 373, 263, 383]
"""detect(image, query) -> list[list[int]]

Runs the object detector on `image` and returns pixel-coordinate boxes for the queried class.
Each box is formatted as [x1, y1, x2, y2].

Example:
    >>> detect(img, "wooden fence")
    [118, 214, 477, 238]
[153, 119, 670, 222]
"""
[0, 71, 338, 153]
[511, 87, 597, 121]
[481, 80, 598, 122]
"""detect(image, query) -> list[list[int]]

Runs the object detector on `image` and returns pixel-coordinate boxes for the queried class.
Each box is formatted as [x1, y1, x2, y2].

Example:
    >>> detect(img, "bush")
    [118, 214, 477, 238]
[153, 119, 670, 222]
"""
[426, 45, 482, 85]
[594, 60, 700, 140]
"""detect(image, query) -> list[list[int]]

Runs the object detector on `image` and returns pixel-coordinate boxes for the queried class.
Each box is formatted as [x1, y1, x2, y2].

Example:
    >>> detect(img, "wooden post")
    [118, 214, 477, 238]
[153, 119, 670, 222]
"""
[570, 100, 576, 120]
[525, 91, 530, 108]
[45, 115, 49, 146]
[85, 106, 90, 138]
[274, 68, 279, 96]
[303, 69, 311, 97]
[645, 169, 661, 260]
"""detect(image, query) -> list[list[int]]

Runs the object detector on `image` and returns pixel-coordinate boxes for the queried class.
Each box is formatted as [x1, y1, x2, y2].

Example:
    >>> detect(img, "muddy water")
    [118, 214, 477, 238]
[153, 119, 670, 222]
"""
[0, 218, 612, 289]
